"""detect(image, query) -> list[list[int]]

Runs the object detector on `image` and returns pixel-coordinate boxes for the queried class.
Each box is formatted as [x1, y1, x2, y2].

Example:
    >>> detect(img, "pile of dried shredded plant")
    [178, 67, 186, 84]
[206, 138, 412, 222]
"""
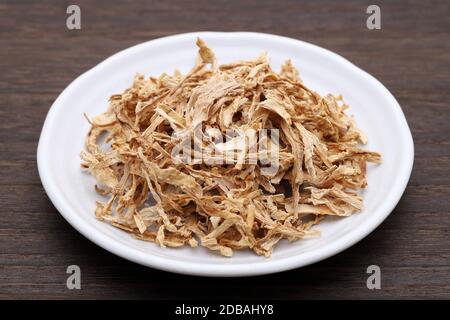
[81, 39, 381, 257]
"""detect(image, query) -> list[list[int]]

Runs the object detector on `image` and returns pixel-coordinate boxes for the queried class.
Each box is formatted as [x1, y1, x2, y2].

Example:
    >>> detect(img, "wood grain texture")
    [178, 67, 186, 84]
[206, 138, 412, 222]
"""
[0, 0, 449, 299]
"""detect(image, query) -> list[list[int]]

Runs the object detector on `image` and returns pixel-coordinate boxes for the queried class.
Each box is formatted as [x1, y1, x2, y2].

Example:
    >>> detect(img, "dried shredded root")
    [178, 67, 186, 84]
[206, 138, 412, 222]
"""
[81, 39, 381, 257]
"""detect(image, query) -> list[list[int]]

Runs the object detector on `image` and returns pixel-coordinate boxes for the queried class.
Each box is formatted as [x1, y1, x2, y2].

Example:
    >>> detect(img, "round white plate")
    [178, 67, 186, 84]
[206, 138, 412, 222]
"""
[37, 32, 414, 277]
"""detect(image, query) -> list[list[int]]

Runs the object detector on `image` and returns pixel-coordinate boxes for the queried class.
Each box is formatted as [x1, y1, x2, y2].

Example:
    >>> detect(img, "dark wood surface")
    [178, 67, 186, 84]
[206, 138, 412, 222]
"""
[1, 0, 449, 299]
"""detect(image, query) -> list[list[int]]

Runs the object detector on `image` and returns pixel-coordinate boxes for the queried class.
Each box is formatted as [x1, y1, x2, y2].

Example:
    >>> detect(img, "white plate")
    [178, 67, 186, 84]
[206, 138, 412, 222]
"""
[37, 32, 414, 277]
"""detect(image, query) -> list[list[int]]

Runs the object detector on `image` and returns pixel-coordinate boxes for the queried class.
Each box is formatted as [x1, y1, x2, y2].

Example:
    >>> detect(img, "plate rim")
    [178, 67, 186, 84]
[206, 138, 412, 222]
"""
[37, 31, 414, 277]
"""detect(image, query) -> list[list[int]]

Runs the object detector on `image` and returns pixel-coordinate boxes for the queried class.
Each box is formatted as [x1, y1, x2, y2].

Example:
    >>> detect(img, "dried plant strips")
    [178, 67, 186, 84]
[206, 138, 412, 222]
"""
[81, 39, 381, 257]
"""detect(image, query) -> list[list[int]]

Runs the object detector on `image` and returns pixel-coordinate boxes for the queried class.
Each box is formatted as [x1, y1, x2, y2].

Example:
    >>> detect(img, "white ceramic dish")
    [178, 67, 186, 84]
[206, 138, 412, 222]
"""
[37, 32, 414, 277]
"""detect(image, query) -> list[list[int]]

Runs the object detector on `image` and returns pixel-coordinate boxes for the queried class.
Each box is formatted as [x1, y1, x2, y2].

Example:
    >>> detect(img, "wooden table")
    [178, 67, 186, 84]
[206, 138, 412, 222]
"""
[1, 0, 449, 299]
